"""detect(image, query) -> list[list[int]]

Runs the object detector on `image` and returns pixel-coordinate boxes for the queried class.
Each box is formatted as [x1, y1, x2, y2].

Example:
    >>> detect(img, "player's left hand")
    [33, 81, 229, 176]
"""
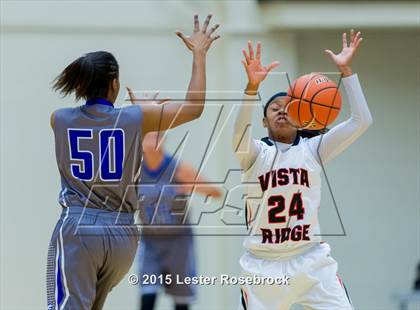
[325, 29, 363, 77]
[126, 87, 170, 105]
[175, 14, 220, 55]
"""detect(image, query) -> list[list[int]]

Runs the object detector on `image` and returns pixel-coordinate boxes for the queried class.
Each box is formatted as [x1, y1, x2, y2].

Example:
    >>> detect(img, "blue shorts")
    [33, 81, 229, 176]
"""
[138, 233, 197, 304]
[46, 206, 139, 310]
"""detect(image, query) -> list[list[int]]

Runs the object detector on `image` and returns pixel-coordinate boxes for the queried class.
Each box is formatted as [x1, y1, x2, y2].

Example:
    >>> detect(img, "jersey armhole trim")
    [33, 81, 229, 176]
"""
[142, 153, 173, 178]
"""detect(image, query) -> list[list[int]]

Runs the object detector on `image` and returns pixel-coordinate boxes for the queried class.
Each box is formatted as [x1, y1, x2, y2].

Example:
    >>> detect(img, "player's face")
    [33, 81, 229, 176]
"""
[263, 97, 297, 139]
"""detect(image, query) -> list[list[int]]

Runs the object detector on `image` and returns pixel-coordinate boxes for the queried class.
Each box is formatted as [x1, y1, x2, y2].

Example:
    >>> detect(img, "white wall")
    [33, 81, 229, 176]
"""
[1, 1, 419, 309]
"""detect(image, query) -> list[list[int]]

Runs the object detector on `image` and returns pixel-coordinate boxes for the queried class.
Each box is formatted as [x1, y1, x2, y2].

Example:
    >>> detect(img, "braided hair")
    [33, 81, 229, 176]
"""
[52, 51, 119, 101]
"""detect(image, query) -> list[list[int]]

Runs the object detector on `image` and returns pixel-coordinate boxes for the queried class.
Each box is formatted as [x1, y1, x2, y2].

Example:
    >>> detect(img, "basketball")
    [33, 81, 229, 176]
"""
[287, 73, 342, 130]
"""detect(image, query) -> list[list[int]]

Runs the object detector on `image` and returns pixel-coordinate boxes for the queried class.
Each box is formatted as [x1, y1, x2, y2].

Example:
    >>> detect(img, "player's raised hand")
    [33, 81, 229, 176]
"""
[241, 41, 279, 94]
[175, 14, 220, 55]
[325, 29, 363, 77]
[126, 87, 170, 105]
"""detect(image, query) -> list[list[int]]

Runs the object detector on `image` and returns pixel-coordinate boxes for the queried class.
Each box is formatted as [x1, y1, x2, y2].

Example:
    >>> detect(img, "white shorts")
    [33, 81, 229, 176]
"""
[239, 242, 353, 310]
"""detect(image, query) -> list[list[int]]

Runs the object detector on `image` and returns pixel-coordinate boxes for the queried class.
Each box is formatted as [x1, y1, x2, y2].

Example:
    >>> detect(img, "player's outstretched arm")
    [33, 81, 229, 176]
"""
[140, 14, 220, 134]
[233, 41, 279, 171]
[308, 29, 373, 164]
[175, 162, 222, 198]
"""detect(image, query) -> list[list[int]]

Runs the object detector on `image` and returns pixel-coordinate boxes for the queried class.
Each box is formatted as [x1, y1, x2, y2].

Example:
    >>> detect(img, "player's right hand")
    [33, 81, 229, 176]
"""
[175, 14, 220, 55]
[241, 41, 279, 94]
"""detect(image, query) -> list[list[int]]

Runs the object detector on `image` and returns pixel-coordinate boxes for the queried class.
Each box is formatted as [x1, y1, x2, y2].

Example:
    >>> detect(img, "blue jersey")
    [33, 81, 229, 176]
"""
[52, 98, 143, 212]
[137, 153, 191, 235]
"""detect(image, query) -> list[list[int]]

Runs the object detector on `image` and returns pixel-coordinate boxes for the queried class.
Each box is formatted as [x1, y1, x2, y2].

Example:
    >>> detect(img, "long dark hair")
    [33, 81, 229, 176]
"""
[52, 51, 119, 101]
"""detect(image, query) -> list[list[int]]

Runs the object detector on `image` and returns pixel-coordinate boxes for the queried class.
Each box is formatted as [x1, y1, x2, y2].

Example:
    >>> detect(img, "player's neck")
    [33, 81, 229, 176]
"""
[269, 132, 297, 144]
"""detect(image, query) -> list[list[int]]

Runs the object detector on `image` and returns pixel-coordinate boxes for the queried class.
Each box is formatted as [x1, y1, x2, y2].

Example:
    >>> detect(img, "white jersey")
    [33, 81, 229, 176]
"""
[242, 136, 322, 260]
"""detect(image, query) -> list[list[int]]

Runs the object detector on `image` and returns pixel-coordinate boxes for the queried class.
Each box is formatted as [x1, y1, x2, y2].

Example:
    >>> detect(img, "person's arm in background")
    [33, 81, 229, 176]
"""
[140, 14, 220, 133]
[127, 88, 222, 198]
[126, 89, 169, 170]
[307, 29, 373, 164]
[175, 162, 222, 198]
[232, 41, 279, 171]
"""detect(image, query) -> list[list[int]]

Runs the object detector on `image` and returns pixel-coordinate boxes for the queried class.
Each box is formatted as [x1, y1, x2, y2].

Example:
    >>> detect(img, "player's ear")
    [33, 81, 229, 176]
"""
[111, 78, 120, 93]
[262, 117, 268, 128]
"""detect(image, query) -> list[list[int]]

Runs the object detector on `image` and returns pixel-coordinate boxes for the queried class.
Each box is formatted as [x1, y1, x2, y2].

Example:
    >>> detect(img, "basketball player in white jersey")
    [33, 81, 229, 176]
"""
[232, 30, 372, 309]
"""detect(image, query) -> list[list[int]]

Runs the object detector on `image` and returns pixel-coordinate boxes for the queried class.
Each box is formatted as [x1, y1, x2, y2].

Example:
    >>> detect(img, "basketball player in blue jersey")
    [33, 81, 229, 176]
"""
[46, 14, 220, 310]
[126, 89, 222, 310]
[233, 30, 372, 309]
[139, 131, 222, 310]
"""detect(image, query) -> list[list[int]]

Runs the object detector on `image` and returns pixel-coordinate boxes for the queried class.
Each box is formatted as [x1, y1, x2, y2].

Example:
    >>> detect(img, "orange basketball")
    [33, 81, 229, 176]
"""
[286, 73, 342, 130]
